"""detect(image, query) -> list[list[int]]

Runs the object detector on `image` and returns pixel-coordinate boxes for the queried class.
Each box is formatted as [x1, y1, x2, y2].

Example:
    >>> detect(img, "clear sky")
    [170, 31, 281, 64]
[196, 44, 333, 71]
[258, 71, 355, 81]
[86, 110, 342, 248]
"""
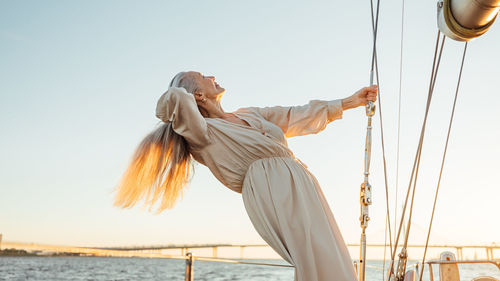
[1, 0, 499, 257]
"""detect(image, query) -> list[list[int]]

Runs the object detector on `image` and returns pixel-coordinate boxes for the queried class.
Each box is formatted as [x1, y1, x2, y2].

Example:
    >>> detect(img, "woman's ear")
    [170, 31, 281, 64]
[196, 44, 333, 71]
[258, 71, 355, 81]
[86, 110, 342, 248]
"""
[194, 89, 203, 97]
[193, 90, 205, 105]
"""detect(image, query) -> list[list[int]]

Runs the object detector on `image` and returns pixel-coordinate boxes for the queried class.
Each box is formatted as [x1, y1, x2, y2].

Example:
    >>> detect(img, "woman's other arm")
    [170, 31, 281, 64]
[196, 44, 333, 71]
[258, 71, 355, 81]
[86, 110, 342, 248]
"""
[156, 87, 211, 148]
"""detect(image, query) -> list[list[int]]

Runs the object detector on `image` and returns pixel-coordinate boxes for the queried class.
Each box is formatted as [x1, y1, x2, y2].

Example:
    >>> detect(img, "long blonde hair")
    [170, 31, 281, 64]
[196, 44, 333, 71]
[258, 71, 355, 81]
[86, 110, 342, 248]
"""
[114, 72, 199, 213]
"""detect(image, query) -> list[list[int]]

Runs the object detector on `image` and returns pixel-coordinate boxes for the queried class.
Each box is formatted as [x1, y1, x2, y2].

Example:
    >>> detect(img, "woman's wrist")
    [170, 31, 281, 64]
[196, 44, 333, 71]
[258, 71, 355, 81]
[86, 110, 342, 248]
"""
[341, 96, 357, 111]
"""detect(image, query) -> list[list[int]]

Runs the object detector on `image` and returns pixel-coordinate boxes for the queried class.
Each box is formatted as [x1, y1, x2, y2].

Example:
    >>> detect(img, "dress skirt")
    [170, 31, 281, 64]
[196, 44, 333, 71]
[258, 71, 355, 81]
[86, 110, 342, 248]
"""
[242, 157, 358, 281]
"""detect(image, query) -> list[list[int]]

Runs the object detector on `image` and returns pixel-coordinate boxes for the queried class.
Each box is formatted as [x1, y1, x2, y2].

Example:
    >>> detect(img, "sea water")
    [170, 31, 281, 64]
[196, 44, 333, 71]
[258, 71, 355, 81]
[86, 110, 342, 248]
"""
[0, 257, 499, 281]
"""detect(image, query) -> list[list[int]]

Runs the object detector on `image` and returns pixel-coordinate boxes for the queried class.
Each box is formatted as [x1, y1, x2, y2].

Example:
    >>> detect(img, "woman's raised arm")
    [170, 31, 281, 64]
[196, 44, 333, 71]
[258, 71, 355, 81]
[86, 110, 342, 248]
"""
[252, 85, 378, 138]
[156, 87, 211, 148]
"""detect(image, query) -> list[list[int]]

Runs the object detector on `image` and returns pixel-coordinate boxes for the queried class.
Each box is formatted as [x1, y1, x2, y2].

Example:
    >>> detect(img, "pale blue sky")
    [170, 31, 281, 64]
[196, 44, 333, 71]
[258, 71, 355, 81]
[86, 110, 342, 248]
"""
[1, 0, 499, 255]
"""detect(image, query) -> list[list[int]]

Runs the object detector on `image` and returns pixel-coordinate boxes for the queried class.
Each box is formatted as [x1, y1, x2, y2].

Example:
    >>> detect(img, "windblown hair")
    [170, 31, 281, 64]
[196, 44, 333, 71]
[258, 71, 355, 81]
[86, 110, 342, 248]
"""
[114, 72, 200, 213]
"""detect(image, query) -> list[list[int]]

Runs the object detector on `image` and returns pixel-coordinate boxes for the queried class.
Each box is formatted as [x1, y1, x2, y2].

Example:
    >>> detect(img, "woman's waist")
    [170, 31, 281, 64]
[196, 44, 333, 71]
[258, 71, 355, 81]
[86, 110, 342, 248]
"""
[248, 156, 308, 169]
[205, 155, 309, 193]
[241, 156, 311, 189]
[242, 157, 310, 187]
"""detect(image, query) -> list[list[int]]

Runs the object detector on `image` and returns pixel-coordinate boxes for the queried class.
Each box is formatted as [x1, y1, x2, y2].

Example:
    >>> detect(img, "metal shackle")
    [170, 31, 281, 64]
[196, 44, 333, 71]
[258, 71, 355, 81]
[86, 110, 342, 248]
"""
[366, 101, 376, 117]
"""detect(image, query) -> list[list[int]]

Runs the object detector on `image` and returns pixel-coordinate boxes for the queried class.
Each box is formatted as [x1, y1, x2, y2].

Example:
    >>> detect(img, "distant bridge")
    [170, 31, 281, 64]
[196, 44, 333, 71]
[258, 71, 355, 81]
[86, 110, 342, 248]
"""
[2, 241, 498, 260]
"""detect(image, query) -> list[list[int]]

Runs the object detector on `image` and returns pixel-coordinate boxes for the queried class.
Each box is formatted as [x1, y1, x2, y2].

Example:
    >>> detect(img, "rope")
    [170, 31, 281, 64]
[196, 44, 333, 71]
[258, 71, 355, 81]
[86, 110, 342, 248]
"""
[395, 0, 406, 246]
[386, 30, 444, 281]
[375, 50, 394, 257]
[369, 0, 394, 256]
[418, 42, 468, 281]
[387, 0, 406, 274]
[383, 214, 389, 280]
[369, 0, 381, 75]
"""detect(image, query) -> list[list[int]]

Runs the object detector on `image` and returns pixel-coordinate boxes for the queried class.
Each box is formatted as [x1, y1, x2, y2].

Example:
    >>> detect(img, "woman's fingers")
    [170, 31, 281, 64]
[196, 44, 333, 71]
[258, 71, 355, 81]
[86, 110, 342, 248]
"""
[366, 85, 378, 102]
[351, 85, 378, 107]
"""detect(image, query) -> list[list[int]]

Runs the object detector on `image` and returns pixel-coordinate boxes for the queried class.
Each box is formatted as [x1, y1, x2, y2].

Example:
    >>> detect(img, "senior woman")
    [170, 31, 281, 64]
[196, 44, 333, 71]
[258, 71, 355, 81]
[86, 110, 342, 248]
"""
[115, 71, 378, 281]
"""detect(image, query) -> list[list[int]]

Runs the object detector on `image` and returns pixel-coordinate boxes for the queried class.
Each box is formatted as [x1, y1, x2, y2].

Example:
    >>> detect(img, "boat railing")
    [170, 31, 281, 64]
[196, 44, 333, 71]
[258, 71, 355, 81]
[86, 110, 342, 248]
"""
[169, 252, 293, 281]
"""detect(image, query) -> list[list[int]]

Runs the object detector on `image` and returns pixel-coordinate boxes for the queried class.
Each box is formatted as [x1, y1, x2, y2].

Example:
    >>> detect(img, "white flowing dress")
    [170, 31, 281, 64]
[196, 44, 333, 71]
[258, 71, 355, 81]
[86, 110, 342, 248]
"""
[156, 87, 358, 281]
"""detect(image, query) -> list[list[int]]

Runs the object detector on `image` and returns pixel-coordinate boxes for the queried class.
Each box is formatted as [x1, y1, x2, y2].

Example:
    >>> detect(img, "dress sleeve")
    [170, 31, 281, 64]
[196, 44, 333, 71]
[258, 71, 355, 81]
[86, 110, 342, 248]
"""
[253, 99, 343, 138]
[155, 87, 211, 148]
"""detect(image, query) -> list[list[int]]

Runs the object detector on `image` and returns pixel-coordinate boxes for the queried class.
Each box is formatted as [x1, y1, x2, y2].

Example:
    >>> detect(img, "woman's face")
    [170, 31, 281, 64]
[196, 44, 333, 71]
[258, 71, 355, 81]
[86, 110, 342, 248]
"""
[186, 71, 225, 98]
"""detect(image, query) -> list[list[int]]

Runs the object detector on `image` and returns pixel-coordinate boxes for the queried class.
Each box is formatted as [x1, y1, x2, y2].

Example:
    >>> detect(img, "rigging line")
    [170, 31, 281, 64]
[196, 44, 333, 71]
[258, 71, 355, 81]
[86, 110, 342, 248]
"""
[417, 42, 468, 281]
[383, 213, 389, 281]
[369, 0, 394, 257]
[369, 0, 381, 74]
[385, 30, 442, 280]
[402, 35, 447, 249]
[369, 0, 394, 254]
[395, 0, 406, 246]
[374, 48, 393, 255]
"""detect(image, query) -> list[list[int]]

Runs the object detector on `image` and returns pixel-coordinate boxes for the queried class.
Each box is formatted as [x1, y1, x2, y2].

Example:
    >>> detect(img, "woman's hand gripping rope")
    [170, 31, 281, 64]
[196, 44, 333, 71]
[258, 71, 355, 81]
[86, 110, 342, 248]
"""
[342, 85, 379, 111]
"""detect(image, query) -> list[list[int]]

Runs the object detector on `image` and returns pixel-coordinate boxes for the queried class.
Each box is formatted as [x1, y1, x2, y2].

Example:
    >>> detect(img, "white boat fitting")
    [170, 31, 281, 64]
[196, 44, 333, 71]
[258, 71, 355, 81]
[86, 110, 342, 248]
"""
[439, 252, 461, 281]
